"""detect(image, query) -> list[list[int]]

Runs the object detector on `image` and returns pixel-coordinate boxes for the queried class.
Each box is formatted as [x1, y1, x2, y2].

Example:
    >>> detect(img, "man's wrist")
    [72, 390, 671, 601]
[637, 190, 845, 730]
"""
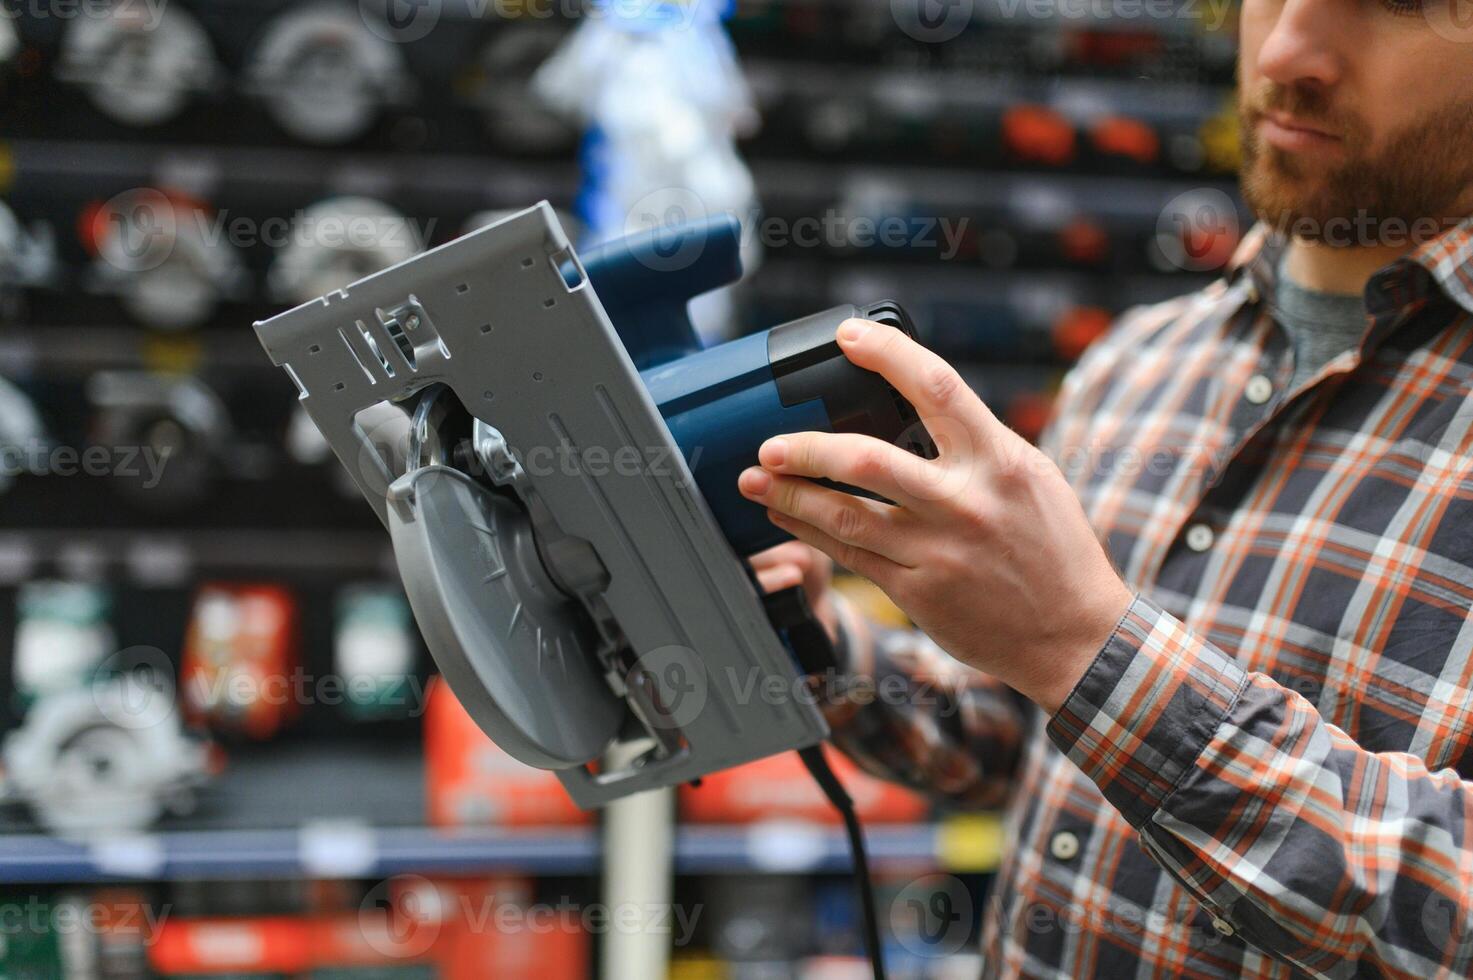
[1044, 594, 1249, 829]
[1028, 581, 1135, 715]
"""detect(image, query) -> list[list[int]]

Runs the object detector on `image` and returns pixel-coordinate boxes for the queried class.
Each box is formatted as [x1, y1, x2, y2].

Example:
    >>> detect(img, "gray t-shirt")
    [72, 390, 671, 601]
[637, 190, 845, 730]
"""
[1272, 255, 1369, 392]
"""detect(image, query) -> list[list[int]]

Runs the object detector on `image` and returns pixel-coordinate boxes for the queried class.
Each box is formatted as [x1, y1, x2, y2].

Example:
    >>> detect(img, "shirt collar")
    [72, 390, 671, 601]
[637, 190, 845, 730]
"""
[1225, 217, 1473, 318]
[1224, 223, 1285, 306]
[1404, 216, 1473, 317]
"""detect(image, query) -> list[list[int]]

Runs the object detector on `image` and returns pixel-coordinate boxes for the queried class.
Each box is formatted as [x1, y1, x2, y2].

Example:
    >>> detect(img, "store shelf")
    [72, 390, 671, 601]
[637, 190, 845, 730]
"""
[0, 816, 1004, 883]
[0, 825, 602, 883]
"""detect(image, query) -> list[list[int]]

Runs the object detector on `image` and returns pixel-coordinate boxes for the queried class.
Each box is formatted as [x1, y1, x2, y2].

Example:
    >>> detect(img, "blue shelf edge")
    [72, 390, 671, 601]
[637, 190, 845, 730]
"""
[0, 823, 949, 882]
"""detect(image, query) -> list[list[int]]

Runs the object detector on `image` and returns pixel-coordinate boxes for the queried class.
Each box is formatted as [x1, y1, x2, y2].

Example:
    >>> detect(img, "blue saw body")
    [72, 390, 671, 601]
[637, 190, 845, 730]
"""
[574, 215, 927, 556]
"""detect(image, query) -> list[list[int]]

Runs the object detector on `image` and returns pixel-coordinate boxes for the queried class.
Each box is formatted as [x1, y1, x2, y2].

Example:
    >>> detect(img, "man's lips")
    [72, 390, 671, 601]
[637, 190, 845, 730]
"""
[1255, 110, 1343, 152]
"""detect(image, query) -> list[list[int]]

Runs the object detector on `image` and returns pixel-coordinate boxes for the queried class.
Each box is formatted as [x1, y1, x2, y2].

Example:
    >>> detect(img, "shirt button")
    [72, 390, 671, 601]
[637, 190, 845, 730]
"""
[1185, 524, 1215, 553]
[1211, 916, 1236, 937]
[1244, 374, 1274, 405]
[1049, 831, 1080, 861]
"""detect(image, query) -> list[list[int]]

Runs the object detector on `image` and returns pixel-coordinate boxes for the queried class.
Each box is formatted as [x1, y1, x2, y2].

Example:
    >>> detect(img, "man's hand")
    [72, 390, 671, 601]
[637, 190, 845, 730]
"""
[748, 541, 839, 645]
[737, 318, 1134, 714]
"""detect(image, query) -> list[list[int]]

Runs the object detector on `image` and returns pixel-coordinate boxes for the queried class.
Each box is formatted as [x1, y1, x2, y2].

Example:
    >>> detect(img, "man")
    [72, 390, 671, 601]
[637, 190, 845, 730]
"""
[739, 0, 1473, 976]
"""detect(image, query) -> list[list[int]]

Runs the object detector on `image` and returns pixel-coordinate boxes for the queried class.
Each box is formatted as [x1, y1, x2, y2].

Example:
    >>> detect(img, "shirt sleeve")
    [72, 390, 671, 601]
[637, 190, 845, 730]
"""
[1047, 593, 1473, 979]
[819, 593, 1034, 810]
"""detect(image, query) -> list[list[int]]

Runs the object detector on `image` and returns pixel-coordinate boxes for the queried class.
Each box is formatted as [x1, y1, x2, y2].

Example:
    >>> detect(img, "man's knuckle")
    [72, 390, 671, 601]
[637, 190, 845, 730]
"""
[836, 542, 865, 570]
[925, 362, 964, 407]
[834, 503, 867, 542]
[775, 480, 801, 515]
[853, 444, 888, 482]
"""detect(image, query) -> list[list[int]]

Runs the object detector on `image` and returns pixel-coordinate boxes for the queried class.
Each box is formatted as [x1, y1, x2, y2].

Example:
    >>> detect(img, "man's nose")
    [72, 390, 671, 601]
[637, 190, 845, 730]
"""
[1255, 0, 1345, 91]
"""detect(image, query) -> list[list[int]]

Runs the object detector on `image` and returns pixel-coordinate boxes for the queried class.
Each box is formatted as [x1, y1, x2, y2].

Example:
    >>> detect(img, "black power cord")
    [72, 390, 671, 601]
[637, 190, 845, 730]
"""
[757, 580, 887, 979]
[799, 743, 888, 980]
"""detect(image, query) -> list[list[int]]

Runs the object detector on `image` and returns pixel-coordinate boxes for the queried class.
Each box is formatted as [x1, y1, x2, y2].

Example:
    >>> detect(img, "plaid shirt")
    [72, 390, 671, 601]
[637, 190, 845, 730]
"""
[827, 220, 1473, 978]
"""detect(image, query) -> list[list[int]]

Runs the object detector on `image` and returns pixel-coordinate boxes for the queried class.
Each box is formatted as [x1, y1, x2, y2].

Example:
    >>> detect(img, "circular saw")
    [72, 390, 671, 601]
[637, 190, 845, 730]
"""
[254, 203, 934, 808]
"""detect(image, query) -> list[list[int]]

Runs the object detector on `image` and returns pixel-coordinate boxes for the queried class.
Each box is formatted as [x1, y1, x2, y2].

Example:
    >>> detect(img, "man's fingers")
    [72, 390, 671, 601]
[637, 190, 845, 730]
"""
[756, 431, 935, 509]
[739, 468, 918, 567]
[763, 510, 902, 588]
[835, 319, 999, 459]
[755, 563, 804, 594]
[749, 540, 821, 573]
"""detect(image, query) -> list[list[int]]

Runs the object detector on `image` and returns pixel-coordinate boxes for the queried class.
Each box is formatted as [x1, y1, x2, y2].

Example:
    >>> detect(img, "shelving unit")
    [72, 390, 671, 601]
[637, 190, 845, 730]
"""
[0, 0, 1241, 975]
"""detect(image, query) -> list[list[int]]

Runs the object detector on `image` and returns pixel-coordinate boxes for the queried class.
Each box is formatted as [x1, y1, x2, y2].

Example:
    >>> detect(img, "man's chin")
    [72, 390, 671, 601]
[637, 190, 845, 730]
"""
[1243, 167, 1340, 241]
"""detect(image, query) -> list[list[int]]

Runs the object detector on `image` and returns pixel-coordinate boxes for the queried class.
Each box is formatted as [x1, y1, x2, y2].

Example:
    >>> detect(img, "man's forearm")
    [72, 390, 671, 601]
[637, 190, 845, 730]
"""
[818, 593, 1035, 810]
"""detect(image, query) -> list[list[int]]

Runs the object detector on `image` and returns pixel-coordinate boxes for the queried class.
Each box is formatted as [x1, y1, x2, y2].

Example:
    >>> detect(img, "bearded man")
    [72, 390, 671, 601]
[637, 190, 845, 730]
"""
[740, 1, 1473, 975]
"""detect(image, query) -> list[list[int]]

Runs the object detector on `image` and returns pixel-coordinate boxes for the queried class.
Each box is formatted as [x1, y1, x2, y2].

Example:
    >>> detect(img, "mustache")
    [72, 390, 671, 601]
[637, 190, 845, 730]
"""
[1240, 82, 1359, 140]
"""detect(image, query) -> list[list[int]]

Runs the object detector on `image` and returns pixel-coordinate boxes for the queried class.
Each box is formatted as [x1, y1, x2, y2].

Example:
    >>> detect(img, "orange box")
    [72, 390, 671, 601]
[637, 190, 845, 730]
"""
[149, 917, 314, 975]
[393, 876, 587, 980]
[679, 749, 930, 825]
[180, 583, 299, 740]
[424, 677, 592, 827]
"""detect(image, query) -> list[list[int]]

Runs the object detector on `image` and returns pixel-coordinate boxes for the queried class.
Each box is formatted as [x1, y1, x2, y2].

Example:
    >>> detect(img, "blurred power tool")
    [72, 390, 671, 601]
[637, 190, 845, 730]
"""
[1, 673, 211, 836]
[256, 205, 934, 977]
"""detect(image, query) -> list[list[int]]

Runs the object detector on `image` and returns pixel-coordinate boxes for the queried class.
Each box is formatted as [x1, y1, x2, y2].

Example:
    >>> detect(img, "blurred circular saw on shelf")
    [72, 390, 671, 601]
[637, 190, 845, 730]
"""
[1, 674, 211, 836]
[86, 189, 248, 331]
[245, 4, 413, 146]
[269, 197, 423, 306]
[56, 0, 220, 127]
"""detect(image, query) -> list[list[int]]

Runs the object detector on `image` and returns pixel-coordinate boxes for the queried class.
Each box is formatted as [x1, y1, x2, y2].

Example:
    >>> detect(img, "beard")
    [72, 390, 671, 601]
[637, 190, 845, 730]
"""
[1239, 78, 1473, 247]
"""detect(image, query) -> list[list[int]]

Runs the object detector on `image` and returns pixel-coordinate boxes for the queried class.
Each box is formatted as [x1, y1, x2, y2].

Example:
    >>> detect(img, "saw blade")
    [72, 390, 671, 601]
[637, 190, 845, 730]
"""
[387, 463, 625, 770]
